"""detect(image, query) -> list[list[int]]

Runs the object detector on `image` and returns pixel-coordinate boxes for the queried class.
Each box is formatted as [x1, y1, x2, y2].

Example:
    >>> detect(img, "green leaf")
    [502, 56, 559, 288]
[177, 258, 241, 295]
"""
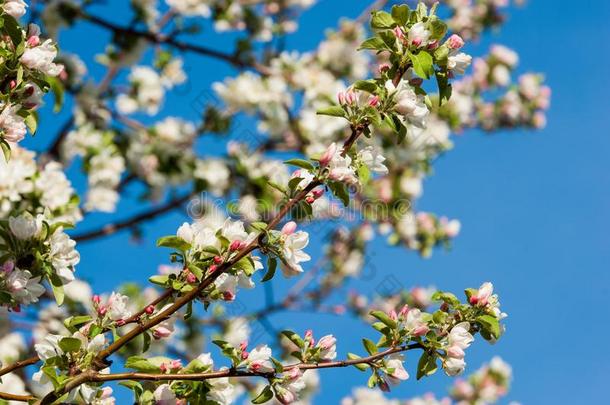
[284, 158, 315, 172]
[233, 257, 255, 276]
[435, 70, 452, 106]
[367, 373, 378, 388]
[270, 357, 284, 373]
[347, 353, 369, 371]
[261, 257, 277, 282]
[431, 291, 460, 307]
[327, 181, 350, 207]
[416, 352, 438, 380]
[358, 36, 388, 51]
[353, 80, 378, 94]
[357, 164, 371, 185]
[142, 331, 151, 353]
[428, 17, 448, 40]
[370, 10, 395, 29]
[149, 275, 169, 286]
[24, 113, 37, 135]
[409, 51, 435, 79]
[3, 15, 23, 46]
[476, 315, 501, 339]
[48, 77, 64, 113]
[252, 385, 274, 404]
[316, 105, 346, 118]
[58, 337, 82, 353]
[362, 338, 378, 355]
[1, 139, 11, 161]
[125, 356, 161, 373]
[156, 235, 191, 251]
[181, 358, 211, 374]
[63, 315, 93, 332]
[370, 310, 397, 328]
[49, 273, 65, 305]
[281, 330, 304, 349]
[188, 263, 204, 281]
[391, 5, 411, 25]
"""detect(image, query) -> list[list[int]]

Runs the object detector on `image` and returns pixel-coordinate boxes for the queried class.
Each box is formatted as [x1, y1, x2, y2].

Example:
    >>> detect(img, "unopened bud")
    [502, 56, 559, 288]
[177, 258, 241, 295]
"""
[229, 240, 244, 251]
[145, 305, 155, 315]
[213, 256, 223, 264]
[26, 36, 40, 47]
[281, 221, 297, 235]
[447, 34, 464, 50]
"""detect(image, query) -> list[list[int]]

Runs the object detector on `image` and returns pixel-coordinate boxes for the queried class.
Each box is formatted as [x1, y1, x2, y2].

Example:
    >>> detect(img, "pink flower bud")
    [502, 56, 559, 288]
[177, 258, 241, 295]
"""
[319, 142, 337, 167]
[281, 221, 297, 235]
[229, 240, 244, 251]
[306, 196, 315, 204]
[345, 91, 357, 105]
[98, 306, 107, 316]
[160, 363, 168, 373]
[241, 351, 249, 360]
[378, 63, 391, 74]
[9, 80, 16, 90]
[223, 291, 235, 301]
[213, 256, 223, 264]
[393, 26, 405, 41]
[447, 34, 465, 50]
[153, 326, 172, 339]
[368, 95, 380, 107]
[208, 264, 218, 274]
[145, 305, 155, 315]
[412, 38, 422, 47]
[26, 36, 40, 47]
[337, 91, 346, 105]
[312, 189, 324, 199]
[379, 380, 390, 392]
[170, 360, 182, 370]
[240, 341, 248, 351]
[389, 309, 398, 321]
[115, 319, 126, 327]
[399, 304, 409, 317]
[447, 345, 465, 359]
[409, 78, 423, 87]
[413, 325, 429, 336]
[1, 261, 14, 273]
[427, 40, 439, 50]
[92, 295, 101, 305]
[184, 270, 197, 283]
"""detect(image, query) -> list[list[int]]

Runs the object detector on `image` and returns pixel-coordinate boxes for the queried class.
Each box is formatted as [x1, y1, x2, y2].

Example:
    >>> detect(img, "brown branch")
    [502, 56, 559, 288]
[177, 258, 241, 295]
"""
[39, 181, 321, 404]
[0, 356, 39, 378]
[0, 391, 36, 402]
[72, 192, 195, 242]
[78, 11, 269, 73]
[90, 343, 423, 383]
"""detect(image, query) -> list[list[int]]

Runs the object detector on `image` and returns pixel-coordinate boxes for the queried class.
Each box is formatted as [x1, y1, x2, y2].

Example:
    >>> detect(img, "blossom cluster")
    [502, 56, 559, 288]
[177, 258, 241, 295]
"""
[341, 356, 513, 405]
[0, 212, 79, 309]
[0, 3, 64, 152]
[0, 1, 546, 403]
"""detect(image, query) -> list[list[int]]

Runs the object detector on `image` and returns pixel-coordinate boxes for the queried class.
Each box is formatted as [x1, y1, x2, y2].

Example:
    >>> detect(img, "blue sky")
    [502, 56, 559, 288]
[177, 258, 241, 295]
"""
[26, 0, 610, 403]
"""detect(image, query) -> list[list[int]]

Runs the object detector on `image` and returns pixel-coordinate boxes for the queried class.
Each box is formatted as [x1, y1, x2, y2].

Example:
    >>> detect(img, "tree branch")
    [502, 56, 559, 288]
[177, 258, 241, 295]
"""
[72, 192, 195, 242]
[90, 343, 423, 382]
[0, 356, 39, 378]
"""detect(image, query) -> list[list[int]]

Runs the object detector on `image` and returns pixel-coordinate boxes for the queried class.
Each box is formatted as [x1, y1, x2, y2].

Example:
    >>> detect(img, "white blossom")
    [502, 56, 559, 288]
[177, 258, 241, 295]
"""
[2, 0, 27, 18]
[20, 39, 63, 76]
[385, 80, 429, 128]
